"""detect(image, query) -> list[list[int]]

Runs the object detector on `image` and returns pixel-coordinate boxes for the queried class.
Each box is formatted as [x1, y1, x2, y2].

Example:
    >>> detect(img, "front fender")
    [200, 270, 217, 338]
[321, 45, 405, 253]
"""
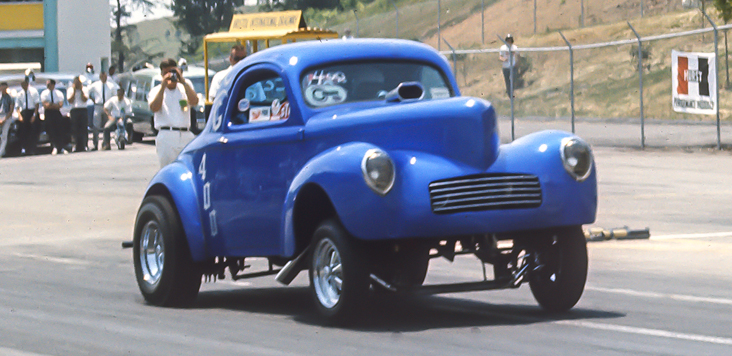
[144, 161, 208, 262]
[281, 142, 383, 256]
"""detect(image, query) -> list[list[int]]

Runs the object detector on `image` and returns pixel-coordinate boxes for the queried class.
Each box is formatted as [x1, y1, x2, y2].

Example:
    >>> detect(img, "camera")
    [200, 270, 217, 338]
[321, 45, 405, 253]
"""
[170, 71, 179, 81]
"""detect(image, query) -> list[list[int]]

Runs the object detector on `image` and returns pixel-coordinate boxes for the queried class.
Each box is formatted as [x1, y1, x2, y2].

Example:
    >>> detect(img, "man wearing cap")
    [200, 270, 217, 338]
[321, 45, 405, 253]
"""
[149, 58, 198, 167]
[15, 76, 41, 155]
[88, 71, 120, 150]
[0, 82, 15, 157]
[499, 34, 520, 98]
[40, 79, 68, 155]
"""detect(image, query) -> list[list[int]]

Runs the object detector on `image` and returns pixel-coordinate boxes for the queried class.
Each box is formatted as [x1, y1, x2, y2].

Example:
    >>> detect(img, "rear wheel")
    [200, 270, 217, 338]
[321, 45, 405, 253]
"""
[309, 219, 369, 324]
[528, 226, 588, 312]
[133, 195, 202, 307]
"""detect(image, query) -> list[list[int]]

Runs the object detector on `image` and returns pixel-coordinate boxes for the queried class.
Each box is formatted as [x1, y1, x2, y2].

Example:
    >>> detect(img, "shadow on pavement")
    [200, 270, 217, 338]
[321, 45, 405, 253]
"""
[194, 287, 623, 332]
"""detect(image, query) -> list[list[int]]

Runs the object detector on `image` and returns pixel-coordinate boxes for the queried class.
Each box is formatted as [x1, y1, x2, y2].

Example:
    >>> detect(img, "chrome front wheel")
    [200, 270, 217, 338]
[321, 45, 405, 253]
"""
[139, 220, 164, 286]
[312, 238, 343, 309]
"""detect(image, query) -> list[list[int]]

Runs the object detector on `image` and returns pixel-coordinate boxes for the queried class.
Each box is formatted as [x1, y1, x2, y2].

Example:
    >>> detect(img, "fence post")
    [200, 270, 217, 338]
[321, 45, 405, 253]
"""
[438, 0, 441, 51]
[581, 0, 584, 27]
[701, 8, 722, 150]
[641, 0, 644, 18]
[481, 0, 485, 44]
[389, 0, 398, 38]
[442, 38, 457, 77]
[534, 0, 537, 34]
[628, 22, 645, 149]
[559, 31, 576, 134]
[497, 34, 516, 141]
[353, 10, 359, 37]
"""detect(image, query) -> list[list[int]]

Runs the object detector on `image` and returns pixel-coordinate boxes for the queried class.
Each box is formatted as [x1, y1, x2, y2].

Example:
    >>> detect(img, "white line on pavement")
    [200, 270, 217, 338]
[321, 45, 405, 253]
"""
[650, 231, 732, 240]
[555, 320, 732, 346]
[586, 286, 732, 305]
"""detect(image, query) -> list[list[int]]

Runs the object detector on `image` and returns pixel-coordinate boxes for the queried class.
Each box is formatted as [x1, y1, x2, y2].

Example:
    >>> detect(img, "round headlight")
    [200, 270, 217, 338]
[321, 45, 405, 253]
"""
[561, 137, 593, 181]
[361, 149, 395, 196]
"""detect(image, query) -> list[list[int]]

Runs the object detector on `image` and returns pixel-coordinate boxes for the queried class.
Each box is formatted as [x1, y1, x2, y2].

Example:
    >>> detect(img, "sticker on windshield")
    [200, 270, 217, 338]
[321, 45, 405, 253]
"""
[250, 107, 271, 123]
[305, 71, 347, 86]
[430, 87, 450, 99]
[237, 98, 250, 112]
[304, 84, 347, 107]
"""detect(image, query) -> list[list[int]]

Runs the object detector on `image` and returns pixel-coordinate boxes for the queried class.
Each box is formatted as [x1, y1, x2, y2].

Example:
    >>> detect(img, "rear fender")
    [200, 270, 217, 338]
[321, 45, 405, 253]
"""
[144, 162, 208, 262]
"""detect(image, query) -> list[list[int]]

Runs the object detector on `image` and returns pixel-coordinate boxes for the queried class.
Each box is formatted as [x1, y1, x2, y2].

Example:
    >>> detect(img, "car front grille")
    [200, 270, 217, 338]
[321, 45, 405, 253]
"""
[429, 174, 542, 214]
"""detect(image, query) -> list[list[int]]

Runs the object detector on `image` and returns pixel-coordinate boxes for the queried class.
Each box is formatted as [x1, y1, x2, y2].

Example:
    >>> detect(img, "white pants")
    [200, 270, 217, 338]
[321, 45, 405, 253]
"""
[155, 129, 195, 167]
[0, 115, 17, 157]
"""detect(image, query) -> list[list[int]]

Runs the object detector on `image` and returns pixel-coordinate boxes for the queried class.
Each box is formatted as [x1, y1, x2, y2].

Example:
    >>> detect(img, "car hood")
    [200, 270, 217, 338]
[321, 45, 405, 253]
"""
[304, 97, 500, 170]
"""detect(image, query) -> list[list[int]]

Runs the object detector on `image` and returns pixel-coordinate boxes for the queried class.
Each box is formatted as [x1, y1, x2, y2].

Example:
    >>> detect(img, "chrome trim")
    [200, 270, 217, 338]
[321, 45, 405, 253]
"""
[429, 174, 542, 214]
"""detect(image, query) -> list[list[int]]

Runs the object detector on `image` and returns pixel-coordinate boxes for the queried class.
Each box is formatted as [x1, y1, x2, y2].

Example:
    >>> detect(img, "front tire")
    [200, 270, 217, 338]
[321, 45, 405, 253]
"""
[528, 226, 588, 312]
[133, 195, 202, 307]
[309, 219, 369, 324]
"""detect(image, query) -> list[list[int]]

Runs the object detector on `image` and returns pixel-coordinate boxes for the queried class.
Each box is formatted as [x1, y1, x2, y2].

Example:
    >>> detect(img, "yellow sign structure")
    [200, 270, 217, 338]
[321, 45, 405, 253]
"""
[203, 10, 339, 103]
[0, 3, 44, 31]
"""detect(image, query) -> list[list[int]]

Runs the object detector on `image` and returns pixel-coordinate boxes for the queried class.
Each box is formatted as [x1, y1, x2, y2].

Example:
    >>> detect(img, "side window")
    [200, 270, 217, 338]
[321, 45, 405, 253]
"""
[230, 72, 289, 126]
[127, 80, 137, 99]
[136, 81, 149, 101]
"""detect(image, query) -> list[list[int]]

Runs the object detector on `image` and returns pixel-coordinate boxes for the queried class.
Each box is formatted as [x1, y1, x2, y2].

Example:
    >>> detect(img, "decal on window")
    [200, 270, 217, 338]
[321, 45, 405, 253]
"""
[305, 71, 347, 86]
[250, 107, 271, 123]
[304, 84, 348, 107]
[237, 98, 250, 112]
[271, 99, 290, 121]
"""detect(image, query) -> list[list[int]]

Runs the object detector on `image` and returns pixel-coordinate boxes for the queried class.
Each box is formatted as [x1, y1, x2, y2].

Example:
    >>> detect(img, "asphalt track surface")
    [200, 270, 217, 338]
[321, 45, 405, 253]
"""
[0, 120, 731, 355]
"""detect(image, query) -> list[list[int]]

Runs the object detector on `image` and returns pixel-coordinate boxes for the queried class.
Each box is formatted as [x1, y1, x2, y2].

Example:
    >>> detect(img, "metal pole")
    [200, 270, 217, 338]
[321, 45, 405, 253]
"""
[354, 10, 359, 37]
[560, 31, 576, 134]
[640, 0, 643, 18]
[581, 0, 584, 27]
[389, 0, 398, 38]
[498, 34, 515, 141]
[701, 9, 721, 150]
[628, 22, 645, 149]
[438, 0, 441, 51]
[443, 39, 457, 77]
[534, 0, 537, 34]
[481, 0, 485, 44]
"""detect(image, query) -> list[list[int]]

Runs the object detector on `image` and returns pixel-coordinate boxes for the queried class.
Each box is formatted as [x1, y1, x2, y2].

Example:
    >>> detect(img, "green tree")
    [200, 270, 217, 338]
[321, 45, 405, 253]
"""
[713, 0, 732, 87]
[111, 0, 156, 72]
[170, 0, 244, 57]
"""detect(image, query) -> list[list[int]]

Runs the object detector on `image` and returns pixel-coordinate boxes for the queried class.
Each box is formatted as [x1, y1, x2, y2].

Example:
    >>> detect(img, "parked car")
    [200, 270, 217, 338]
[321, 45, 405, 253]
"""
[117, 65, 214, 141]
[129, 39, 597, 324]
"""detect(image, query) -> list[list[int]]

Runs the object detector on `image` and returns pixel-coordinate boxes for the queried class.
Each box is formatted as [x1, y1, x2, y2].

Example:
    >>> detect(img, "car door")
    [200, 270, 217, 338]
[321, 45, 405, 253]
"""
[203, 65, 304, 257]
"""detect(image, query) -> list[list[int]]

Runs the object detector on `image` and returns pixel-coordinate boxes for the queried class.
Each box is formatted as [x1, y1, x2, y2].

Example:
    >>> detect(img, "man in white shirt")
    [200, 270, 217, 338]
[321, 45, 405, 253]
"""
[499, 34, 520, 98]
[41, 79, 68, 155]
[0, 82, 15, 157]
[15, 76, 41, 155]
[209, 44, 247, 101]
[149, 58, 199, 167]
[88, 71, 120, 151]
[68, 76, 90, 152]
[102, 88, 133, 150]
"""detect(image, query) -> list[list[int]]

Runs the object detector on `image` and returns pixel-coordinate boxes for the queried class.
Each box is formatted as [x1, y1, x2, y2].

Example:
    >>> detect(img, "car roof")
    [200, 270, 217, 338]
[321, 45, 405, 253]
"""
[238, 38, 452, 75]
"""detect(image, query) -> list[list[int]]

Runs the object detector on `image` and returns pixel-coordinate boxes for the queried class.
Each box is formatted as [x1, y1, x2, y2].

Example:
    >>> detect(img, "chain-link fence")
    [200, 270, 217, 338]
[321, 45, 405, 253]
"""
[437, 13, 732, 149]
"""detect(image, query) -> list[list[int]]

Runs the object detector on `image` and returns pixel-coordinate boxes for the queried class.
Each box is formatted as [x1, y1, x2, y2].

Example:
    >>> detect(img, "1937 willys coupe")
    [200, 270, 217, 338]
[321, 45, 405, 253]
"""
[131, 38, 597, 323]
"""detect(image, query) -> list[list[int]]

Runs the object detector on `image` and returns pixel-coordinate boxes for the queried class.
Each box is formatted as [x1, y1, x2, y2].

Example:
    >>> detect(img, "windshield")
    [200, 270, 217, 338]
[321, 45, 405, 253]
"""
[301, 62, 453, 108]
[151, 76, 209, 97]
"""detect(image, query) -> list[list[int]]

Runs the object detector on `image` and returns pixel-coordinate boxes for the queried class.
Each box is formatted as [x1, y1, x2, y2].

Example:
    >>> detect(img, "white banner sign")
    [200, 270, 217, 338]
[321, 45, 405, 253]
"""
[672, 50, 716, 115]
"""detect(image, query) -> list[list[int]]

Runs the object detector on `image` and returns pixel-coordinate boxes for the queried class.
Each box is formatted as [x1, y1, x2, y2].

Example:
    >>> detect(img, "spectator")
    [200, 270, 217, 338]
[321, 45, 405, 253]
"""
[40, 79, 68, 155]
[499, 34, 519, 98]
[67, 76, 90, 152]
[102, 88, 133, 150]
[108, 65, 119, 84]
[0, 82, 14, 157]
[82, 63, 96, 143]
[209, 44, 247, 101]
[149, 58, 198, 167]
[15, 75, 41, 155]
[88, 71, 120, 150]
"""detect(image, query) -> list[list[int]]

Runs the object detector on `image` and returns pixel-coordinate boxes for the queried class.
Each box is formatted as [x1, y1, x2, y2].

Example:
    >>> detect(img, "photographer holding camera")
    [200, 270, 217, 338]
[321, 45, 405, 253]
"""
[148, 58, 198, 167]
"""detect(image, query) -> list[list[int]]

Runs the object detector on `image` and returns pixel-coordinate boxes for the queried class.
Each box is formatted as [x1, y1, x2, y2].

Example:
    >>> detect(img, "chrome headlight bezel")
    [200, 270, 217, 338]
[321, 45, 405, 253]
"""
[361, 149, 396, 196]
[560, 137, 593, 182]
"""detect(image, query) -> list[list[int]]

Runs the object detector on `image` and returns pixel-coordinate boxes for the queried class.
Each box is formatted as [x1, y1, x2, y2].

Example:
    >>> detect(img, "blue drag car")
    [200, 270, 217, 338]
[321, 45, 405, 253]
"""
[131, 39, 597, 323]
